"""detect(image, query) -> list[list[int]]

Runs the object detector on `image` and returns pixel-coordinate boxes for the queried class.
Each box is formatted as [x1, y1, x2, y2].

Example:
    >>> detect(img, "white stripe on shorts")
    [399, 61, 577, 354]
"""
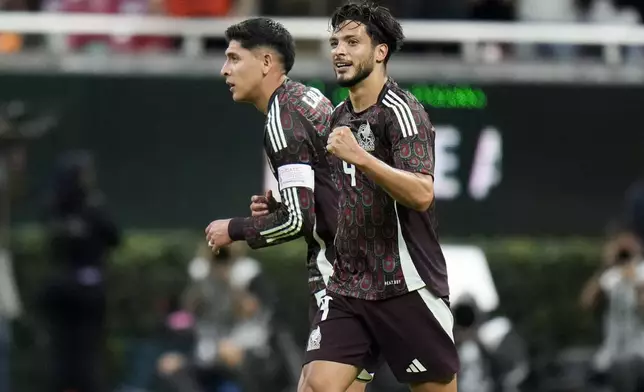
[417, 288, 455, 342]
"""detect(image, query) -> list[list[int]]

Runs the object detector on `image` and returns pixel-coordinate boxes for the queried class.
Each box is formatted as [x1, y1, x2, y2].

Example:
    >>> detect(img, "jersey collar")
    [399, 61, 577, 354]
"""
[267, 77, 291, 110]
[344, 77, 395, 115]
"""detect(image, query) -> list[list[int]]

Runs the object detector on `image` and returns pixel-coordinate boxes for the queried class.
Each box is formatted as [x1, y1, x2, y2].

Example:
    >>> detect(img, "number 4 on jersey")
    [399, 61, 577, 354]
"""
[343, 161, 356, 187]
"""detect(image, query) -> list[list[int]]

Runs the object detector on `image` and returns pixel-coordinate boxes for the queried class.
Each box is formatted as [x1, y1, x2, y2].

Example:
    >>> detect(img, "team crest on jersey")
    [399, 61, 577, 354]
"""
[357, 122, 375, 152]
[306, 326, 321, 351]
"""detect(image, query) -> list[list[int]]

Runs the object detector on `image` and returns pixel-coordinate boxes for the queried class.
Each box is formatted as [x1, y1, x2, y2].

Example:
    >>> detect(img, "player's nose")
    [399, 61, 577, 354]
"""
[220, 63, 230, 77]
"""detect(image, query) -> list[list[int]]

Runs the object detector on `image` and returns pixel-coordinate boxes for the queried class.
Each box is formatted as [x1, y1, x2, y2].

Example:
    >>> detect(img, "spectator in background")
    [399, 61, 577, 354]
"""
[0, 0, 27, 54]
[164, 0, 232, 17]
[39, 151, 120, 392]
[41, 0, 119, 53]
[469, 0, 515, 62]
[582, 0, 643, 63]
[111, 0, 172, 53]
[164, 0, 257, 52]
[614, 0, 644, 24]
[42, 0, 171, 53]
[515, 0, 579, 60]
[157, 243, 275, 392]
[581, 230, 644, 392]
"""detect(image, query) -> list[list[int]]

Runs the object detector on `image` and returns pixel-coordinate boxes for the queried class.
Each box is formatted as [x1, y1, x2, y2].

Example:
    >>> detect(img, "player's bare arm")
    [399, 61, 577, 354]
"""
[327, 126, 434, 211]
[357, 152, 433, 212]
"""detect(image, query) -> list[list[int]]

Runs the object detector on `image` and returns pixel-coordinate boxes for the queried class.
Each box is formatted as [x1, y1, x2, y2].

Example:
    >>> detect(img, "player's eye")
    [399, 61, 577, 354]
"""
[348, 40, 358, 46]
[329, 41, 338, 48]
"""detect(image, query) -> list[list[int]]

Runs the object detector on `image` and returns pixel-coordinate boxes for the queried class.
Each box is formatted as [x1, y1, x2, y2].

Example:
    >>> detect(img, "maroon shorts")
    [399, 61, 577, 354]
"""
[304, 288, 459, 384]
[308, 290, 378, 382]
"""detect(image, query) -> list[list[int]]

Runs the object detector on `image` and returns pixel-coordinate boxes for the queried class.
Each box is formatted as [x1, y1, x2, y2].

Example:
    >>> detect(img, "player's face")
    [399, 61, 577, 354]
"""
[221, 40, 264, 102]
[330, 21, 378, 88]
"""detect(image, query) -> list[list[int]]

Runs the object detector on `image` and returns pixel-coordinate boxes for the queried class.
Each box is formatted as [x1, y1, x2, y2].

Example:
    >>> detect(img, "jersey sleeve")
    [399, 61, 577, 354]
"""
[228, 104, 316, 249]
[383, 91, 435, 176]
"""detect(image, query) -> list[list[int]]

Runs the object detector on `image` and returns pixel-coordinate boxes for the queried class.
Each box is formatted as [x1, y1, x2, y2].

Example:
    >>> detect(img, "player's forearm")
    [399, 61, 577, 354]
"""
[356, 153, 434, 211]
[228, 188, 314, 249]
[228, 214, 306, 249]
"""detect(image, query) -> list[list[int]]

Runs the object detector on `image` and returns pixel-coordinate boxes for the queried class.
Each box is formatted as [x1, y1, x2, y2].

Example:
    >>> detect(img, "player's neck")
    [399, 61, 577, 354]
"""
[348, 70, 387, 113]
[255, 74, 288, 115]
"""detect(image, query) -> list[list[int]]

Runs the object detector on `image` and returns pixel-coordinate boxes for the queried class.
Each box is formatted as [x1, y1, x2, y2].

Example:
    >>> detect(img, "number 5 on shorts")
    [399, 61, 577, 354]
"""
[343, 161, 356, 187]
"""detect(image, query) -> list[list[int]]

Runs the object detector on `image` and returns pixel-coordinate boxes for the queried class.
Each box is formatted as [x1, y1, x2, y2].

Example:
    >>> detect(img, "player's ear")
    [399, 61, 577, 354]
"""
[262, 52, 273, 75]
[375, 43, 388, 64]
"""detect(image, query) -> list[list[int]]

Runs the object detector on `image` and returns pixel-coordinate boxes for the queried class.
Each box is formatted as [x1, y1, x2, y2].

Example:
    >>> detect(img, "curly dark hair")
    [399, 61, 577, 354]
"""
[330, 1, 404, 64]
[224, 17, 296, 74]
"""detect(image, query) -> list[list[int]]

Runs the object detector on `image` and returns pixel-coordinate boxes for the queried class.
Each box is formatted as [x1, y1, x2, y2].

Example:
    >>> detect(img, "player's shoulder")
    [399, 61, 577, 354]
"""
[276, 79, 333, 114]
[281, 80, 331, 105]
[280, 79, 307, 101]
[379, 79, 432, 136]
[380, 79, 425, 113]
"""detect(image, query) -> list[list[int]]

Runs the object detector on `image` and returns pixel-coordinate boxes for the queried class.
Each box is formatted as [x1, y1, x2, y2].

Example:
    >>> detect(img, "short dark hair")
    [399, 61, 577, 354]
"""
[330, 1, 404, 64]
[224, 17, 296, 74]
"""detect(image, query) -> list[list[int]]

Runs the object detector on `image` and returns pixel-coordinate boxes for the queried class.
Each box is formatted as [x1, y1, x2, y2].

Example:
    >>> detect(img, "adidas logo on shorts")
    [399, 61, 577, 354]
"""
[306, 326, 321, 351]
[406, 359, 427, 373]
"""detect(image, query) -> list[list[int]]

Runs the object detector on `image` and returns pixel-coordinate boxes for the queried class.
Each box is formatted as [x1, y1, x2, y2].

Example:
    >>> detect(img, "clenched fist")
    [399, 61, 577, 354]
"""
[326, 126, 367, 166]
[249, 190, 278, 217]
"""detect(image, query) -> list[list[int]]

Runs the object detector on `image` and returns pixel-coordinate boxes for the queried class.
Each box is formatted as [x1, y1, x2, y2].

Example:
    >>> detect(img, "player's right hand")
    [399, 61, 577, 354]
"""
[250, 190, 277, 216]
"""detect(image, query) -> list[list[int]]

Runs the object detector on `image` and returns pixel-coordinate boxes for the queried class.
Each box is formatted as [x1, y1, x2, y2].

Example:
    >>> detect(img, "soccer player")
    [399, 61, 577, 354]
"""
[203, 18, 373, 392]
[299, 2, 459, 392]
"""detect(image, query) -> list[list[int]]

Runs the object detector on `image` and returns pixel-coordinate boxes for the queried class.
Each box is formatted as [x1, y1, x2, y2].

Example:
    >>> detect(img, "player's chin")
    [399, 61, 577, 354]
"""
[335, 71, 350, 82]
[335, 68, 352, 78]
[231, 90, 247, 102]
[336, 75, 357, 88]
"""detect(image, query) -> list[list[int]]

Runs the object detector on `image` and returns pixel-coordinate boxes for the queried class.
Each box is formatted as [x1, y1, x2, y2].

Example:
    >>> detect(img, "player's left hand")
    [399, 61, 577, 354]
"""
[326, 126, 366, 166]
[205, 219, 233, 254]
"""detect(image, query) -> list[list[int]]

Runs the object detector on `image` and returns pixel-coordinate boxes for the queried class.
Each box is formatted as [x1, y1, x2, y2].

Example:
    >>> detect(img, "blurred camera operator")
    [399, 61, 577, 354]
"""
[580, 230, 644, 392]
[452, 294, 529, 392]
[40, 150, 120, 392]
[0, 100, 53, 392]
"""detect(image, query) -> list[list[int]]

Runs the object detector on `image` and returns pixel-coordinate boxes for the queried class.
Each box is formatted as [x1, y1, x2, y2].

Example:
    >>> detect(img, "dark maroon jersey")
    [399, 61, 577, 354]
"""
[325, 79, 449, 301]
[228, 79, 336, 295]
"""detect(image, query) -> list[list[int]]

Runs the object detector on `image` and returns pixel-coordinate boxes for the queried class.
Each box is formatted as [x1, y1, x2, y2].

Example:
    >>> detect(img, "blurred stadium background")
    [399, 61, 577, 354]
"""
[1, 0, 644, 391]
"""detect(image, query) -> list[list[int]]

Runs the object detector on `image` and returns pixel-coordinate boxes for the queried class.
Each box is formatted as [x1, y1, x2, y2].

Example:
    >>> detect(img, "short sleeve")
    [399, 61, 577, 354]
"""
[382, 90, 435, 176]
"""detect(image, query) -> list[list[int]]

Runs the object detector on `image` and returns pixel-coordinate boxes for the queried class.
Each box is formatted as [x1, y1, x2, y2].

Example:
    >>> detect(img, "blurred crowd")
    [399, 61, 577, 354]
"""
[0, 143, 300, 392]
[1, 0, 644, 57]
